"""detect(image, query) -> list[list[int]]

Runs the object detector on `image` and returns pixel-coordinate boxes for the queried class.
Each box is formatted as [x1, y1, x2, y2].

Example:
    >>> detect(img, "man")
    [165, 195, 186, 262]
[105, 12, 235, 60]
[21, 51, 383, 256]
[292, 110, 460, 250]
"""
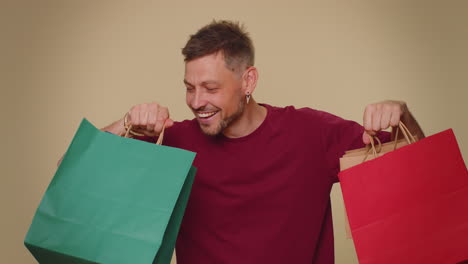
[103, 20, 424, 263]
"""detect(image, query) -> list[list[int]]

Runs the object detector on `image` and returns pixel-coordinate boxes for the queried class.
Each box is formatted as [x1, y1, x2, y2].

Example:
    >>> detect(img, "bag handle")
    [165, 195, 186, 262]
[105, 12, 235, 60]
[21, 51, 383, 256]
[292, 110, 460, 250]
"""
[123, 123, 165, 145]
[362, 121, 416, 162]
[393, 121, 416, 147]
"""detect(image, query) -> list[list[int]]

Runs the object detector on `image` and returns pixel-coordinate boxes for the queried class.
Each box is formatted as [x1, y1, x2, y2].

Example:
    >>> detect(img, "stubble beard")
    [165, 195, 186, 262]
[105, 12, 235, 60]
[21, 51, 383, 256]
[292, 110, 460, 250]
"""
[199, 96, 246, 136]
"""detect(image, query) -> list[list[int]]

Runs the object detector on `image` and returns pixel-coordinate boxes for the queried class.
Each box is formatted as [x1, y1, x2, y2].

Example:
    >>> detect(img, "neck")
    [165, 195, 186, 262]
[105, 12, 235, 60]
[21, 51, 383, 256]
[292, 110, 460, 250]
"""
[222, 98, 267, 138]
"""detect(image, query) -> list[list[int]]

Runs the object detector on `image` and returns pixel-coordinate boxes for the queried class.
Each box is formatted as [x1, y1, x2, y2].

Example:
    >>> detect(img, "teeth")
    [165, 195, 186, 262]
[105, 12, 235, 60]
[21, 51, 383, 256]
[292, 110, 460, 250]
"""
[198, 111, 217, 118]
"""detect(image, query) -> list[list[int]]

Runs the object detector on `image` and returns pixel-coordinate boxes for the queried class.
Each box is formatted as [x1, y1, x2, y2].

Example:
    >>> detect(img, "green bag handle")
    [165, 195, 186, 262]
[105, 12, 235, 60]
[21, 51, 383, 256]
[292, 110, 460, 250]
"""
[124, 121, 166, 145]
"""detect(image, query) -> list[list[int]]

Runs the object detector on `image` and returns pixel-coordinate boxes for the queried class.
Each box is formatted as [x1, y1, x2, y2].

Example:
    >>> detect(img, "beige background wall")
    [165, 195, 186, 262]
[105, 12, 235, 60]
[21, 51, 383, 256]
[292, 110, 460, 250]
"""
[2, 1, 467, 263]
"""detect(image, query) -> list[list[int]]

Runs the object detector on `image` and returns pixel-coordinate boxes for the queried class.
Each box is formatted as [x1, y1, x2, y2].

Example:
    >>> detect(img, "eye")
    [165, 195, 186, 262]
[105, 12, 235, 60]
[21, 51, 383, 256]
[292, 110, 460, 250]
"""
[206, 87, 219, 93]
[186, 86, 194, 93]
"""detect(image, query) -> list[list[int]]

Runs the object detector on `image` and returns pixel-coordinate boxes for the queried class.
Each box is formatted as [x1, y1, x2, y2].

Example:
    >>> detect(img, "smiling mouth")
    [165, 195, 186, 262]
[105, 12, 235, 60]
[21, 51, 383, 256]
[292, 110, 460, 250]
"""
[197, 111, 218, 119]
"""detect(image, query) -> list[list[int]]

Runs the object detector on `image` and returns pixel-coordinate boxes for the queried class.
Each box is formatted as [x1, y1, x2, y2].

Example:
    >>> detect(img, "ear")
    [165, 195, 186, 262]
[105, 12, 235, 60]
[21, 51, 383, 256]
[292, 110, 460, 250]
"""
[242, 66, 258, 95]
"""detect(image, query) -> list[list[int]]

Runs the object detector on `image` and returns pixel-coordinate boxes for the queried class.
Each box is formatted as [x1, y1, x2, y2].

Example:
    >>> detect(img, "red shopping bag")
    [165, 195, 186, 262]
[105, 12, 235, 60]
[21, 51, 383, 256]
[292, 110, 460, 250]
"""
[339, 129, 468, 264]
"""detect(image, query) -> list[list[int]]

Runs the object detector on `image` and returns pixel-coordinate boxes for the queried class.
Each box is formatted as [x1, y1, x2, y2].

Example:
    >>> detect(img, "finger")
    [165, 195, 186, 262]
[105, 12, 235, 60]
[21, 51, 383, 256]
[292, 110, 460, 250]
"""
[165, 118, 174, 128]
[129, 107, 138, 127]
[139, 104, 148, 128]
[389, 105, 402, 127]
[363, 105, 373, 131]
[372, 106, 381, 131]
[131, 126, 157, 137]
[154, 107, 169, 134]
[143, 111, 150, 131]
[147, 103, 158, 131]
[380, 106, 392, 130]
[362, 131, 371, 144]
[363, 130, 376, 144]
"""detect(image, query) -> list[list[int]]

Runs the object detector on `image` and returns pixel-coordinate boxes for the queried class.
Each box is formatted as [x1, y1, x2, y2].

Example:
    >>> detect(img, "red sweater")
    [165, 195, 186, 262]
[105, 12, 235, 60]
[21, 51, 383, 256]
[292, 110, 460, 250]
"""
[157, 104, 389, 264]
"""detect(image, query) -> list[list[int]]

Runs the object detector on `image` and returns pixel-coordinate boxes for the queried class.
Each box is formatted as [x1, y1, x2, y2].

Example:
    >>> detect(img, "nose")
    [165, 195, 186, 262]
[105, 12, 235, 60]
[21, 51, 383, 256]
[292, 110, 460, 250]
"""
[188, 89, 207, 110]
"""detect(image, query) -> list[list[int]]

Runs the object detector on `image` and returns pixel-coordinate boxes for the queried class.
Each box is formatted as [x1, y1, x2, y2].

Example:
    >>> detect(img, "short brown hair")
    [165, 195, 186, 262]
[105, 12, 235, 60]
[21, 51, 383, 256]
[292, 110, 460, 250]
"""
[182, 20, 255, 72]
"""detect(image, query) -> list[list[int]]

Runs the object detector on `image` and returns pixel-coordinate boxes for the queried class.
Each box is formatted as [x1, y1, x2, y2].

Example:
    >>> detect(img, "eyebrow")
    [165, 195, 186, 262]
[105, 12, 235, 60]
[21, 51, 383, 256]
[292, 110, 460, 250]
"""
[183, 79, 193, 87]
[183, 79, 220, 87]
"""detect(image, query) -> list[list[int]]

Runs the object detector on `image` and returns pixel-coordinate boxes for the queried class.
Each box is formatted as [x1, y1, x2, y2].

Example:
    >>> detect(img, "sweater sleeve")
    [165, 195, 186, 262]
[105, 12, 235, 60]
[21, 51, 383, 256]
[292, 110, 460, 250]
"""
[316, 110, 390, 183]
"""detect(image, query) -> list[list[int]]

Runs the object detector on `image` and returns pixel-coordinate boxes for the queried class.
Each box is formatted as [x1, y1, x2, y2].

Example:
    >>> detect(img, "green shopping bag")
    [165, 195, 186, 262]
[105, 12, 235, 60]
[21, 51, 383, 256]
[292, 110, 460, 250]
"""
[24, 118, 197, 264]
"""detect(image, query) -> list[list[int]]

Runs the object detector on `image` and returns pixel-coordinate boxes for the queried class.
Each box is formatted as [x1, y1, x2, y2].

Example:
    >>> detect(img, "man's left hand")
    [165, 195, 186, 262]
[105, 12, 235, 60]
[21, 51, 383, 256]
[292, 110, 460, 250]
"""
[362, 100, 409, 144]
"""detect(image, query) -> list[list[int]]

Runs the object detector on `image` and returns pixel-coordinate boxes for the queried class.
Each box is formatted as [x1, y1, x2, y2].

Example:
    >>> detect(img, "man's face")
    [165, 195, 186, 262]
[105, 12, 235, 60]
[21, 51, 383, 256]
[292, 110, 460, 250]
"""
[184, 52, 245, 136]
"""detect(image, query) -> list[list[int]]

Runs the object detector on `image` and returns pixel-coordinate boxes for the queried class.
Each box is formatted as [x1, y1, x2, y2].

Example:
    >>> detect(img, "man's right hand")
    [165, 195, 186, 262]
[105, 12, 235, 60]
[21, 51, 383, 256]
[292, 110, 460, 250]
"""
[103, 102, 174, 137]
[59, 103, 173, 167]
